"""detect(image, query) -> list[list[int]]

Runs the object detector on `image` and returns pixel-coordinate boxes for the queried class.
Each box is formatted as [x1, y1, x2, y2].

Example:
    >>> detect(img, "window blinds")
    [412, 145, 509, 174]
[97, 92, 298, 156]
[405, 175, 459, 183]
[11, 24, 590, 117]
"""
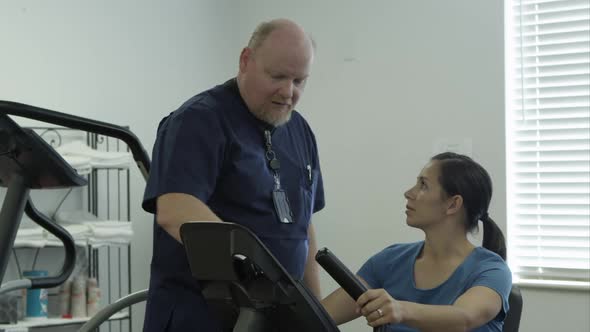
[507, 0, 590, 287]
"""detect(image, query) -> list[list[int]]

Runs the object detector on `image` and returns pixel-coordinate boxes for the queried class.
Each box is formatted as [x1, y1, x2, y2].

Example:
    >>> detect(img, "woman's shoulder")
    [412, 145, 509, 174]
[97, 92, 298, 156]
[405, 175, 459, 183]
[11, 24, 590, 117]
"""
[470, 247, 512, 276]
[358, 242, 422, 285]
[473, 247, 509, 264]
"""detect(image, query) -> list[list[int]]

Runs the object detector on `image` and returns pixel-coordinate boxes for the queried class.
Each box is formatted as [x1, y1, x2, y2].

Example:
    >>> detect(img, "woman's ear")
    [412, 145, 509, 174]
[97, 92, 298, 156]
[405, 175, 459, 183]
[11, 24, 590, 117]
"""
[445, 195, 463, 216]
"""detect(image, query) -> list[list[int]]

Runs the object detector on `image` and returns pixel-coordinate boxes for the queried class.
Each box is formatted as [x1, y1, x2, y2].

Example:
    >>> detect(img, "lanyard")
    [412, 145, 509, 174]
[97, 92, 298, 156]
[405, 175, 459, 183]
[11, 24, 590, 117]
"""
[264, 130, 281, 190]
[263, 129, 296, 224]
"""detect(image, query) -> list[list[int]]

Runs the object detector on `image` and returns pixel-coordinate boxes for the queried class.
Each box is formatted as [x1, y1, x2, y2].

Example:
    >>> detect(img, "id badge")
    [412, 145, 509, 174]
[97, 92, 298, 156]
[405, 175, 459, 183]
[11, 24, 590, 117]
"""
[272, 188, 294, 224]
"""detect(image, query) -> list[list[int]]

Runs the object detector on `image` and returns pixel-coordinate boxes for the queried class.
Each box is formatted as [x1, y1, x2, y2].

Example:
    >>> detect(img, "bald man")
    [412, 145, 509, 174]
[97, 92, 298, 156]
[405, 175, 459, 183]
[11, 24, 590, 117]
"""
[142, 19, 325, 331]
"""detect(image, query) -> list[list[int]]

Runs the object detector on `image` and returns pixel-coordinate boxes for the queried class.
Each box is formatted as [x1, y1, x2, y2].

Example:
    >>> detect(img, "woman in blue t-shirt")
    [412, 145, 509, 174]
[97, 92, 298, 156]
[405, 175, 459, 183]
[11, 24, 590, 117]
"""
[322, 152, 512, 332]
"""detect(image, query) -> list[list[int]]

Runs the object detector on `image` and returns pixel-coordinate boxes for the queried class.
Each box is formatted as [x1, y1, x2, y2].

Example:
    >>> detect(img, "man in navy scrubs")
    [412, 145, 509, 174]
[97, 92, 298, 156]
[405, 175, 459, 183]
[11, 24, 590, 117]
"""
[142, 18, 325, 331]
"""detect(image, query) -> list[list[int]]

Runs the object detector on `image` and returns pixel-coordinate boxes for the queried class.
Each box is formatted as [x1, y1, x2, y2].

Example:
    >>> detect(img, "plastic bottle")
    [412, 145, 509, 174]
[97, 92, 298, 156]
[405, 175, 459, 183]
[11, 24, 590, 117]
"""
[59, 279, 72, 318]
[86, 277, 101, 317]
[70, 276, 87, 317]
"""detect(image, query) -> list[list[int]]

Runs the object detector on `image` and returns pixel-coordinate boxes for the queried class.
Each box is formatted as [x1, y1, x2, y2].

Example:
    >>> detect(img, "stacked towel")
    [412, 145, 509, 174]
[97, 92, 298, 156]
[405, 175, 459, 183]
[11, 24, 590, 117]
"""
[46, 224, 91, 247]
[56, 210, 134, 247]
[60, 155, 92, 176]
[15, 210, 133, 248]
[56, 140, 133, 169]
[13, 226, 46, 248]
[87, 221, 133, 247]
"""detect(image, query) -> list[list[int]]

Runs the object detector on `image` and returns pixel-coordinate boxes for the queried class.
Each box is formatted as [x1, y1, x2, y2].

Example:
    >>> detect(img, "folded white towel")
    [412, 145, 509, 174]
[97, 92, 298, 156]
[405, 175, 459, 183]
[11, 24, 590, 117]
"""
[13, 239, 47, 248]
[45, 224, 91, 247]
[88, 221, 133, 247]
[14, 226, 46, 248]
[14, 213, 134, 248]
[45, 237, 87, 247]
[56, 141, 133, 169]
[63, 224, 91, 237]
[61, 155, 92, 176]
[90, 228, 133, 238]
[88, 237, 132, 247]
[15, 226, 45, 238]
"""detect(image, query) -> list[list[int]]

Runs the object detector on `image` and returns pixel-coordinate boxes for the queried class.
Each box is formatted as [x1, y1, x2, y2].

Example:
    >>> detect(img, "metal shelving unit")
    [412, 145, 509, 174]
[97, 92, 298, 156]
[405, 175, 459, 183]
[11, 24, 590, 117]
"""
[0, 128, 133, 332]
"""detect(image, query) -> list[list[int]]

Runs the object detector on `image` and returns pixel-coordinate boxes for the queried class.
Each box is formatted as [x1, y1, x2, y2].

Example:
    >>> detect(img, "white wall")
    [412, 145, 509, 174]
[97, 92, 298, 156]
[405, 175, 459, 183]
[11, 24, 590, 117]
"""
[1, 1, 589, 332]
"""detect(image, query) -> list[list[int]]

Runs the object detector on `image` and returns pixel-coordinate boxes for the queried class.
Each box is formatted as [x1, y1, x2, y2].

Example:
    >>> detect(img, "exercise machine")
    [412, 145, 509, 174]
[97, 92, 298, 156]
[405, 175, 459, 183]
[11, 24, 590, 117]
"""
[1, 101, 386, 332]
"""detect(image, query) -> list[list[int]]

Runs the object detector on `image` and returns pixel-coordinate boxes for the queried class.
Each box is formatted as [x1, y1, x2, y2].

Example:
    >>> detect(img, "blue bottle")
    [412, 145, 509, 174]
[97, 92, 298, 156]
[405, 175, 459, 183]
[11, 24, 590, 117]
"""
[23, 270, 49, 319]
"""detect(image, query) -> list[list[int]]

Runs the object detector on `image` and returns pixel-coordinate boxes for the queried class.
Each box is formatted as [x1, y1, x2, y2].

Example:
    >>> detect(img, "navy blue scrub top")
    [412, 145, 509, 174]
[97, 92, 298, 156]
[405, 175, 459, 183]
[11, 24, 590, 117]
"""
[141, 79, 325, 331]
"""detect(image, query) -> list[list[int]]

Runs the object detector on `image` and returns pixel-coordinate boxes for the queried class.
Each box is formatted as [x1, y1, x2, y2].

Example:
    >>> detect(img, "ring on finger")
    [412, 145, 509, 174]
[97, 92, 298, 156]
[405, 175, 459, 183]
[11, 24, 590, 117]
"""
[376, 308, 384, 318]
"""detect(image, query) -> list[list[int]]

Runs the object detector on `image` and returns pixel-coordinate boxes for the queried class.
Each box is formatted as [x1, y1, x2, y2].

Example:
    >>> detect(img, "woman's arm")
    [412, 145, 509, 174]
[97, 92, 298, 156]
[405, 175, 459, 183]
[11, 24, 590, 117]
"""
[321, 287, 361, 325]
[357, 286, 502, 331]
[303, 223, 322, 298]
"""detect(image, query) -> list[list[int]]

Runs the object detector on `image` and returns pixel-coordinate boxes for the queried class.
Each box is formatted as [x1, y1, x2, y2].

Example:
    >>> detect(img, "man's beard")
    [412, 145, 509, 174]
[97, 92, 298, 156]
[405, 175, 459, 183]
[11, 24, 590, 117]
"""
[252, 107, 292, 127]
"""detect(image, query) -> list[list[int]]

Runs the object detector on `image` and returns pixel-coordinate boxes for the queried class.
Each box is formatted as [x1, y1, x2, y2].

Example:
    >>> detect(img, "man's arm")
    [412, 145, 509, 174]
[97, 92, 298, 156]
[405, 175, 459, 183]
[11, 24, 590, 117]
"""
[303, 223, 322, 298]
[156, 193, 222, 243]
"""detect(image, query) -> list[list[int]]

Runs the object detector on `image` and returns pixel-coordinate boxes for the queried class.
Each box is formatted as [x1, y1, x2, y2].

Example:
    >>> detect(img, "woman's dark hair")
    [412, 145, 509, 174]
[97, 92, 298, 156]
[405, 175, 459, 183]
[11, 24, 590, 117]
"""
[431, 152, 506, 260]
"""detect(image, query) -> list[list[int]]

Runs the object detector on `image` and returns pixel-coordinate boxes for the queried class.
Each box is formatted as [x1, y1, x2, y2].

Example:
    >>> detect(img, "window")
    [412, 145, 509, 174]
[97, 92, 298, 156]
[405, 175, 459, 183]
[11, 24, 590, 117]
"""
[506, 0, 590, 288]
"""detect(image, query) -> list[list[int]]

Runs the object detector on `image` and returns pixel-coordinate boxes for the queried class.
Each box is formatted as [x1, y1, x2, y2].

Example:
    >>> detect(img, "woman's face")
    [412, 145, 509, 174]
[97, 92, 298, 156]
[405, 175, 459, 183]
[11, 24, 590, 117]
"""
[404, 160, 450, 229]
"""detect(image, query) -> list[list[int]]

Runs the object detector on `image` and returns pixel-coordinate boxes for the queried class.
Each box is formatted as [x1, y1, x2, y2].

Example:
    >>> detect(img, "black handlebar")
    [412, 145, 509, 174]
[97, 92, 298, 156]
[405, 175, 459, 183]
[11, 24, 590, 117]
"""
[0, 100, 150, 181]
[316, 247, 389, 332]
[316, 247, 368, 300]
[24, 199, 76, 289]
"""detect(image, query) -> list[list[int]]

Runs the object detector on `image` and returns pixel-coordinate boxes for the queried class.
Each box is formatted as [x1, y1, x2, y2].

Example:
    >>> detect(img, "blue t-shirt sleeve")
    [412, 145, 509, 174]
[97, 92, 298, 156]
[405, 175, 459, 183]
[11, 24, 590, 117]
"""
[142, 103, 228, 214]
[470, 256, 513, 321]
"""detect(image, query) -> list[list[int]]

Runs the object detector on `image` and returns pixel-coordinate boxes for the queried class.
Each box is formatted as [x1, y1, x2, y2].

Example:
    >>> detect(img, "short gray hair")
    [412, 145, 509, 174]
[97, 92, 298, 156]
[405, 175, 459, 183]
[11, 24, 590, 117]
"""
[247, 20, 316, 51]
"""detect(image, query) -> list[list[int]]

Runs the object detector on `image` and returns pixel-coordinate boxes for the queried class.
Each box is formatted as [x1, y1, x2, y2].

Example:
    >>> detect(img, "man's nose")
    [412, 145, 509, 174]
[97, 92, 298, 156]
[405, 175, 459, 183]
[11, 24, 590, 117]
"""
[279, 80, 294, 98]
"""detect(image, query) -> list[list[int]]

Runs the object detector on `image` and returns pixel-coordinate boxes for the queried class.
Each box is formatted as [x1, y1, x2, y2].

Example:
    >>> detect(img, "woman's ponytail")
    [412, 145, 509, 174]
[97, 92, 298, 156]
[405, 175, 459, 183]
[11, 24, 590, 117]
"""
[482, 215, 507, 261]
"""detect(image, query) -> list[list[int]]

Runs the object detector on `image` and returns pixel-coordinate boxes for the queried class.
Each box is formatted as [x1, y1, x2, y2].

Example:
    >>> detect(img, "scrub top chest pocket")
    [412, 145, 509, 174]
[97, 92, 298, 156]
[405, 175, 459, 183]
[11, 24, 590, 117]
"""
[264, 129, 295, 224]
[271, 152, 317, 228]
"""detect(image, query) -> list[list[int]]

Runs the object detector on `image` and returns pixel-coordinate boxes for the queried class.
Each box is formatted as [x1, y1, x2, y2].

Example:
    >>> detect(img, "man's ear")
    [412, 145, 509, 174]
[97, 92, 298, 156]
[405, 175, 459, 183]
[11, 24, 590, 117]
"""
[239, 47, 251, 73]
[446, 195, 463, 216]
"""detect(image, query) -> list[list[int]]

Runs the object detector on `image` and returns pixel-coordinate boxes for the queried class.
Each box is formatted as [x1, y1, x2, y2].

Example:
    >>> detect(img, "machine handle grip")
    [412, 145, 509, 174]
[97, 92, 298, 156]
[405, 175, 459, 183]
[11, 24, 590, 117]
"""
[315, 247, 367, 300]
[316, 247, 389, 332]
